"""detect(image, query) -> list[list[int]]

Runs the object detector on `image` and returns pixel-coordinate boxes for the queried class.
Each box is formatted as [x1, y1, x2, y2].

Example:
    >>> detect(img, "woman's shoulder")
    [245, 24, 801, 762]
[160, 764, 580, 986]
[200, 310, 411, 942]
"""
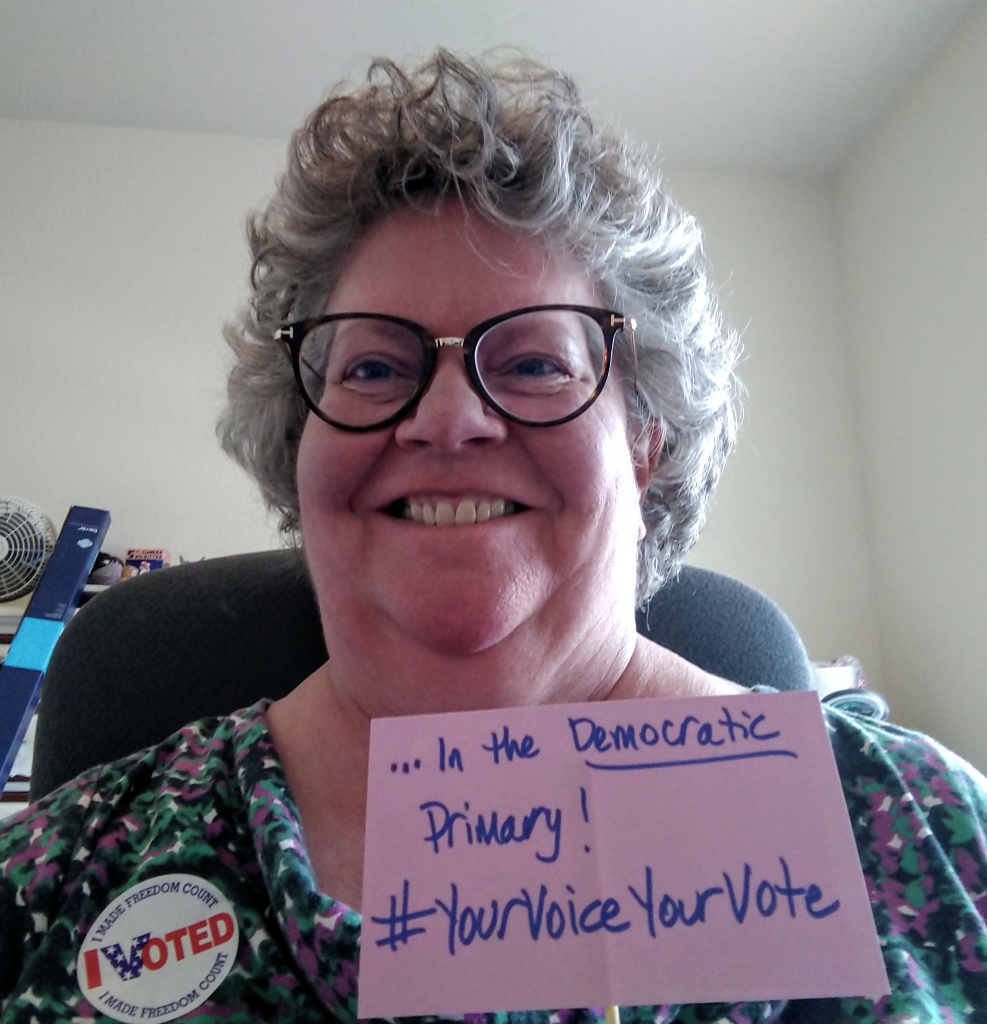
[617, 636, 749, 700]
[0, 701, 276, 912]
[827, 702, 987, 875]
[822, 699, 987, 812]
[817, 703, 987, 1017]
[830, 704, 987, 885]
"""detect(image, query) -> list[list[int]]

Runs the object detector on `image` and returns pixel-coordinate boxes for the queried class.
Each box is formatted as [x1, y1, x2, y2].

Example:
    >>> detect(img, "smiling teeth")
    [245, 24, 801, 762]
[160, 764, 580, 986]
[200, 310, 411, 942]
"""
[405, 498, 512, 525]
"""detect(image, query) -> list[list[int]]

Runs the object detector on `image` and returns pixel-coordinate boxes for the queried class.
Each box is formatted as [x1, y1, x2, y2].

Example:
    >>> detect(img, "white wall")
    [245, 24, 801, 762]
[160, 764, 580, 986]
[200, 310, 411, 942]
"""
[0, 119, 286, 561]
[835, 3, 987, 769]
[669, 172, 884, 684]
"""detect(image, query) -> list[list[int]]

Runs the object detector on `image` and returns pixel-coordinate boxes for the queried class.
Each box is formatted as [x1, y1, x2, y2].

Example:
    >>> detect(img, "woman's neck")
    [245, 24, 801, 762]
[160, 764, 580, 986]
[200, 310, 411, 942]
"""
[318, 592, 653, 720]
[265, 626, 744, 907]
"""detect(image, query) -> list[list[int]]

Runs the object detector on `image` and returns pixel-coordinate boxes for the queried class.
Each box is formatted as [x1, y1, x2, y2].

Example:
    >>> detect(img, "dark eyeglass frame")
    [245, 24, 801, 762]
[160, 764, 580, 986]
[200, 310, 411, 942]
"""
[275, 303, 636, 432]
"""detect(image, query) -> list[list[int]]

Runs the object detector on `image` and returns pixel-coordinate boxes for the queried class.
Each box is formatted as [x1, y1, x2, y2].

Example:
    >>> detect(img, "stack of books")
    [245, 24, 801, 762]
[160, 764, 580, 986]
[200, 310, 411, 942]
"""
[0, 506, 111, 808]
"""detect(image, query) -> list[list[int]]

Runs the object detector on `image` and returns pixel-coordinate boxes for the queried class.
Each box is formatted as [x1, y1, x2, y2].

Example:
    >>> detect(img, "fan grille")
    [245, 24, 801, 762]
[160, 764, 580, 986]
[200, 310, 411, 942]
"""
[0, 498, 56, 602]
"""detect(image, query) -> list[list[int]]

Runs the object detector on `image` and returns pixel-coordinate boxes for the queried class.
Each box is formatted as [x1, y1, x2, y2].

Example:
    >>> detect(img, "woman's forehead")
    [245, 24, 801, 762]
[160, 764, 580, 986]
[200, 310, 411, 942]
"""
[325, 201, 598, 320]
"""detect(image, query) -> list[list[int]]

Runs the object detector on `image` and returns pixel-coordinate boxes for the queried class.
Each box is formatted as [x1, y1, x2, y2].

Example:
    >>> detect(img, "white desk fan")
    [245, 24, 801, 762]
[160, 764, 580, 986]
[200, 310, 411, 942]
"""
[0, 497, 56, 602]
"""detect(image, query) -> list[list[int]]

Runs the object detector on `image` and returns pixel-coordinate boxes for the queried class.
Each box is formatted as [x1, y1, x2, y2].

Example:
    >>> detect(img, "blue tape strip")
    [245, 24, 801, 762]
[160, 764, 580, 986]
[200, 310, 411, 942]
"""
[4, 617, 65, 672]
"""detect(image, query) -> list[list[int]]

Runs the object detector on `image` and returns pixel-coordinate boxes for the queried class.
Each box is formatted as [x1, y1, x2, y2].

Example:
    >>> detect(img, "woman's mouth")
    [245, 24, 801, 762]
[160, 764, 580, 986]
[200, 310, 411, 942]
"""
[394, 497, 519, 525]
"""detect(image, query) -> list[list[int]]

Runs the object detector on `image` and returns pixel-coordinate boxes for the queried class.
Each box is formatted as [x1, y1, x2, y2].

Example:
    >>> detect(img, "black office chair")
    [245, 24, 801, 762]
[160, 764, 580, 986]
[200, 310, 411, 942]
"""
[30, 550, 815, 799]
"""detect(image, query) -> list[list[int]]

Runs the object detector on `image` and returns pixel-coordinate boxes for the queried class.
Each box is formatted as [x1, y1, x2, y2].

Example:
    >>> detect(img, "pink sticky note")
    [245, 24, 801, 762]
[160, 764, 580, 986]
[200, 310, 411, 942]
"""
[359, 691, 889, 1017]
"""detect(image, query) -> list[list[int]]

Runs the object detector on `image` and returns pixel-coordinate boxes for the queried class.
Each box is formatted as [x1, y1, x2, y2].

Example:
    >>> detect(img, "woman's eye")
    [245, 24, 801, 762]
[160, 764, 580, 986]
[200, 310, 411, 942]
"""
[506, 354, 570, 378]
[327, 335, 421, 387]
[480, 317, 598, 390]
[484, 343, 583, 389]
[339, 355, 420, 395]
[346, 358, 404, 382]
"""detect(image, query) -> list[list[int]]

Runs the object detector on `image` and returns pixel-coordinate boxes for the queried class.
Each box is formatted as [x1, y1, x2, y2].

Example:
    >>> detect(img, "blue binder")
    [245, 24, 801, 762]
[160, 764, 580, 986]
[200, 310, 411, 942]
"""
[0, 505, 111, 794]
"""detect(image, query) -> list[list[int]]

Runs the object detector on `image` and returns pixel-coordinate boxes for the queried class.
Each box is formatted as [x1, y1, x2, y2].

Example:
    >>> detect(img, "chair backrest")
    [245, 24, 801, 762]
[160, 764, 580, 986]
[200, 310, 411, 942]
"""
[30, 549, 813, 799]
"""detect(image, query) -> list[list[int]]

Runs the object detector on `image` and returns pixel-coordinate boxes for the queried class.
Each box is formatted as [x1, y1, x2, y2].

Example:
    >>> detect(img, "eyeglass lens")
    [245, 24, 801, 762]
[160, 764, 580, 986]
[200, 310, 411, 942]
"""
[297, 308, 610, 428]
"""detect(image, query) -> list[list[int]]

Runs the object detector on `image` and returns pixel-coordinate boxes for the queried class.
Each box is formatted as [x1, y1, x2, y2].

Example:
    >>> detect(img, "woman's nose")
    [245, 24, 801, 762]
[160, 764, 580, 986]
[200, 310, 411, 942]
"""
[394, 349, 508, 448]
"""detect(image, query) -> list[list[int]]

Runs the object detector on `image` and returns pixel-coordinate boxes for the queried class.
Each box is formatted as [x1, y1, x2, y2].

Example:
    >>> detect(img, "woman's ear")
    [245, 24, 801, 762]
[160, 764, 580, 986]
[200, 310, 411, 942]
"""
[631, 424, 664, 498]
[631, 424, 663, 541]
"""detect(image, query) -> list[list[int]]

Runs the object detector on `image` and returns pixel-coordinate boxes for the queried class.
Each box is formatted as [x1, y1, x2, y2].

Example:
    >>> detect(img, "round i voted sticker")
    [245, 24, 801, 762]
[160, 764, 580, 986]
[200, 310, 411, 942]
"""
[77, 874, 239, 1022]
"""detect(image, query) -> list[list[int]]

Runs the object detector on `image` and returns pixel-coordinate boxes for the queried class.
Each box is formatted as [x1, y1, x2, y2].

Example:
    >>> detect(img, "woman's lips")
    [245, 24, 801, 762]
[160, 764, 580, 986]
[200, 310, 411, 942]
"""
[401, 497, 517, 525]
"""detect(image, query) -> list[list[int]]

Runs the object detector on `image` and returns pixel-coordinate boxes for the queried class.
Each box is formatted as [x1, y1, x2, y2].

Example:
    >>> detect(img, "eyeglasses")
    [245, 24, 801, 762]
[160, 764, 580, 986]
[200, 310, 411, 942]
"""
[276, 304, 636, 431]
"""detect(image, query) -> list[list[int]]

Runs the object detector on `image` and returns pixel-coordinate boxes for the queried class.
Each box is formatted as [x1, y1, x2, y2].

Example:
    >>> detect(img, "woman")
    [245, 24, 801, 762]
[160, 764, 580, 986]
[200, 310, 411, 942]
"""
[2, 50, 985, 1023]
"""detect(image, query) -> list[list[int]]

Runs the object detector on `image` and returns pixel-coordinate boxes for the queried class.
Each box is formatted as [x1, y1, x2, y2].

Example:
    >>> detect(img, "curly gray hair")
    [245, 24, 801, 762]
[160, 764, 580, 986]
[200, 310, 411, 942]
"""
[218, 48, 741, 603]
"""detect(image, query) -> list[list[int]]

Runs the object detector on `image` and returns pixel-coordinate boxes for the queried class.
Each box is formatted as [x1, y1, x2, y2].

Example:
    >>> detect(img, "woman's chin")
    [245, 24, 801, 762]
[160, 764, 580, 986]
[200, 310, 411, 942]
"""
[369, 561, 540, 648]
[386, 598, 527, 658]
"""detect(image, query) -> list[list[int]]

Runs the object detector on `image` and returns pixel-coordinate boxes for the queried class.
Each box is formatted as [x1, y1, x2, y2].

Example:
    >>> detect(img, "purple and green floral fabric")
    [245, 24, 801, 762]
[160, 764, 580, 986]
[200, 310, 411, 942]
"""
[1, 697, 985, 1022]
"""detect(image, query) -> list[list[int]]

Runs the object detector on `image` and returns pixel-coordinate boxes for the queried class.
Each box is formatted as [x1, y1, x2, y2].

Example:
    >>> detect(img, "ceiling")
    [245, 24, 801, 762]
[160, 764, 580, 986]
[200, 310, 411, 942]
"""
[0, 0, 977, 175]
